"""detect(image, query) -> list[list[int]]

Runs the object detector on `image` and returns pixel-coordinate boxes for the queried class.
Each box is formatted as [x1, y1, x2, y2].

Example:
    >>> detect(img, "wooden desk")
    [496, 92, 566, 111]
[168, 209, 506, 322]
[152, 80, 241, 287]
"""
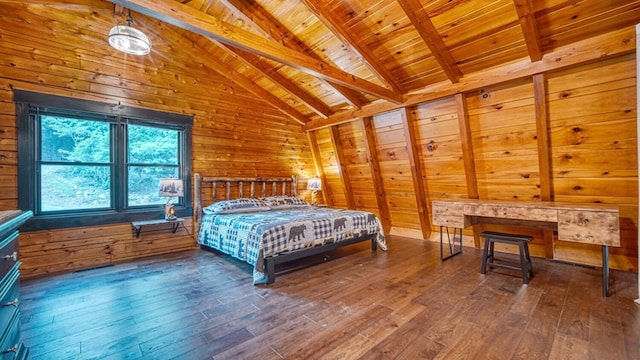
[432, 199, 620, 296]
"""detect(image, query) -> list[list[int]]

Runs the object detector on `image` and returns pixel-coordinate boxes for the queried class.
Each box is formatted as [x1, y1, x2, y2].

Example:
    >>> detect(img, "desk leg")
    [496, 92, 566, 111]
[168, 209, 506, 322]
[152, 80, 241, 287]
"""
[440, 226, 444, 260]
[602, 245, 609, 297]
[135, 226, 142, 238]
[440, 226, 463, 261]
[171, 222, 180, 233]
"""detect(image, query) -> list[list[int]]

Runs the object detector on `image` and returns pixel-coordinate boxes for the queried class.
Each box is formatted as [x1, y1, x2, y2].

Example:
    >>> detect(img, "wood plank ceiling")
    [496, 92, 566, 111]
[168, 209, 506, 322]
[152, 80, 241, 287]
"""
[6, 0, 640, 126]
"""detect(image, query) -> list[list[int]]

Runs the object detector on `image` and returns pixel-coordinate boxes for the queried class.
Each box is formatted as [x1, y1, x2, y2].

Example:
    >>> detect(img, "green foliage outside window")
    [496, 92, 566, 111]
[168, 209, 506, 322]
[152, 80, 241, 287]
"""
[40, 117, 181, 211]
[128, 124, 180, 206]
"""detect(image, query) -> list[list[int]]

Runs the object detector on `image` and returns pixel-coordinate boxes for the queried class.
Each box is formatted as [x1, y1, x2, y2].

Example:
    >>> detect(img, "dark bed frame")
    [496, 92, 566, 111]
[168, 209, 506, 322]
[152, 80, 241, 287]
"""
[193, 173, 379, 284]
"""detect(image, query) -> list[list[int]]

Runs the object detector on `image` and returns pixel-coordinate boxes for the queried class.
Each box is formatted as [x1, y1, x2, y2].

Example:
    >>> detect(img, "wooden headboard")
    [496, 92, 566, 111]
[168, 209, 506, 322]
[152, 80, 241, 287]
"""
[193, 173, 298, 240]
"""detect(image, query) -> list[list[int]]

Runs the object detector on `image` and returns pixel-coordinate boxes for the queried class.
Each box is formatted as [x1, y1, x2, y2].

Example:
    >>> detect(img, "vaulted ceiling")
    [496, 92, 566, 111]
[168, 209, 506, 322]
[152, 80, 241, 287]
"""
[4, 0, 640, 127]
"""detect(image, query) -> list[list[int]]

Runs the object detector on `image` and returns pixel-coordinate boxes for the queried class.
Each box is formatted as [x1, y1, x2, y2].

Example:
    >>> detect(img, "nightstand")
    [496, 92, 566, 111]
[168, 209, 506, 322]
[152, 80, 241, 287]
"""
[132, 218, 184, 238]
[313, 204, 328, 208]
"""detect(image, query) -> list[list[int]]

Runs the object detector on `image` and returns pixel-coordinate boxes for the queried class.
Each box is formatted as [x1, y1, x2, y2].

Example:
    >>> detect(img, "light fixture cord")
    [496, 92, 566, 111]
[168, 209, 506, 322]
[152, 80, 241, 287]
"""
[126, 9, 133, 27]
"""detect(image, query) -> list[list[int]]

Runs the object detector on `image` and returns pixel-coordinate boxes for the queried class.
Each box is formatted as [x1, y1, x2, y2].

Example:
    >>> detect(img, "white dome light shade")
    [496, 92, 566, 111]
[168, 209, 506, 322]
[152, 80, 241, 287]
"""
[108, 24, 151, 55]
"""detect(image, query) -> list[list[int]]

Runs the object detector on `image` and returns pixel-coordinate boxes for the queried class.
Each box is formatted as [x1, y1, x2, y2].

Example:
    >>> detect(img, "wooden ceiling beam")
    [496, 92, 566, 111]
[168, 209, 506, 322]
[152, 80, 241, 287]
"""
[154, 26, 309, 124]
[219, 0, 365, 109]
[454, 93, 480, 248]
[306, 131, 331, 206]
[113, 4, 124, 16]
[217, 0, 281, 40]
[0, 0, 98, 4]
[197, 44, 309, 125]
[360, 117, 391, 233]
[400, 107, 431, 239]
[397, 0, 463, 84]
[533, 73, 555, 259]
[513, 0, 543, 61]
[301, 0, 406, 94]
[109, 0, 403, 103]
[329, 126, 356, 210]
[304, 26, 635, 131]
[320, 79, 366, 110]
[216, 42, 334, 119]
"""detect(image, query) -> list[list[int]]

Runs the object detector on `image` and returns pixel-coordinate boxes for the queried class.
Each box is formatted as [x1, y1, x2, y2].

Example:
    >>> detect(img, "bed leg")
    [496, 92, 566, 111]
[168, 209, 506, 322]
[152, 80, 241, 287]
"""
[265, 257, 275, 284]
[371, 238, 377, 252]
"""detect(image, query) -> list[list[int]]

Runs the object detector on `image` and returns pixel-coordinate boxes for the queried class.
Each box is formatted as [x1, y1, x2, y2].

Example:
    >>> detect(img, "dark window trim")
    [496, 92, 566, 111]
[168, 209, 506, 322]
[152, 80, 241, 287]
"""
[15, 90, 193, 231]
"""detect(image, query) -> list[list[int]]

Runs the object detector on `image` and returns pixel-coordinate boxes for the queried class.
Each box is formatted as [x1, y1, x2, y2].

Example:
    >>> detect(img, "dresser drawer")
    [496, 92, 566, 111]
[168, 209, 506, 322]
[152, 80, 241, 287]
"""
[0, 233, 18, 281]
[0, 309, 21, 360]
[557, 209, 620, 246]
[12, 343, 27, 360]
[0, 265, 19, 337]
[432, 201, 469, 228]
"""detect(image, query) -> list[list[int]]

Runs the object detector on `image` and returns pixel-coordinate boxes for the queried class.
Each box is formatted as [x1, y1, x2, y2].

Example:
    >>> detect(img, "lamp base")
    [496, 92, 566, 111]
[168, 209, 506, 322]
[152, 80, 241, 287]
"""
[164, 204, 176, 220]
[311, 190, 318, 206]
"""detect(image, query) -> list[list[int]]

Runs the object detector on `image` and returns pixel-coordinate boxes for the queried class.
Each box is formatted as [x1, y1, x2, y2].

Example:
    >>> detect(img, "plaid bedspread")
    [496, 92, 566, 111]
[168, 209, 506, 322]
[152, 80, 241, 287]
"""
[197, 207, 386, 284]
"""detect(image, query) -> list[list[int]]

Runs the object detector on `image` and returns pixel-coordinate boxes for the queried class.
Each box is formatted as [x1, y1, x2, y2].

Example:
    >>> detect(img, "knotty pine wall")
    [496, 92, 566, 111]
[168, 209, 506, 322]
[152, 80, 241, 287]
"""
[0, 3, 638, 278]
[312, 53, 638, 272]
[0, 4, 314, 278]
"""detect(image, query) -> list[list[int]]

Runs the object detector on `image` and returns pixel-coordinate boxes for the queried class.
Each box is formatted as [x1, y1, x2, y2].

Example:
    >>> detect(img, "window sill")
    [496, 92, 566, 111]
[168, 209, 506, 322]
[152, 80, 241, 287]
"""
[20, 207, 192, 232]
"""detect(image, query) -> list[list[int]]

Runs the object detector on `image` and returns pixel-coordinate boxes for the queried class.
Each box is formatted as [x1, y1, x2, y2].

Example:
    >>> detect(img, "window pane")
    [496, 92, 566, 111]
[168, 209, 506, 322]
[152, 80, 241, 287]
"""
[41, 116, 110, 162]
[41, 165, 111, 211]
[128, 166, 179, 206]
[128, 125, 179, 165]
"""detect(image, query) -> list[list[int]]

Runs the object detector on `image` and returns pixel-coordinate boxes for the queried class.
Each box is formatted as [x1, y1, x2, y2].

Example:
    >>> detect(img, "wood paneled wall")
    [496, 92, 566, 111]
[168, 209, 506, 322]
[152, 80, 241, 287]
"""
[0, 3, 637, 278]
[0, 4, 315, 278]
[310, 54, 638, 272]
[548, 55, 638, 271]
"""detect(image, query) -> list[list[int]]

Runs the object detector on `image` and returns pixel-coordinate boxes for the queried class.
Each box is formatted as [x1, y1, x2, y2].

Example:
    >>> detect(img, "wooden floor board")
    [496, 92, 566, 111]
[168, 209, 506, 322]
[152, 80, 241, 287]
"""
[20, 236, 640, 360]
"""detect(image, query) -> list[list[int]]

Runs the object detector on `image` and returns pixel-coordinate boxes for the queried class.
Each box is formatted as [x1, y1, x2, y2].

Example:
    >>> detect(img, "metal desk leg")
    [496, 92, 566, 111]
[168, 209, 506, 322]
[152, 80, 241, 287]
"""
[602, 245, 609, 297]
[440, 226, 463, 261]
[171, 222, 180, 233]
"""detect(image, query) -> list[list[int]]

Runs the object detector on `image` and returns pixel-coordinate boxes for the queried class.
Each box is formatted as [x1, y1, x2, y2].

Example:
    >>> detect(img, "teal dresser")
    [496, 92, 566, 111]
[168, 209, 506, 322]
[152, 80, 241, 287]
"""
[0, 211, 32, 360]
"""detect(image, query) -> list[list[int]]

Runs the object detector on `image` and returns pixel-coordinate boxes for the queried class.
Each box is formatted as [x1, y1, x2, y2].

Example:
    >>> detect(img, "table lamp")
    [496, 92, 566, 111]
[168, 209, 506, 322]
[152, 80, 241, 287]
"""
[158, 178, 184, 220]
[307, 177, 322, 205]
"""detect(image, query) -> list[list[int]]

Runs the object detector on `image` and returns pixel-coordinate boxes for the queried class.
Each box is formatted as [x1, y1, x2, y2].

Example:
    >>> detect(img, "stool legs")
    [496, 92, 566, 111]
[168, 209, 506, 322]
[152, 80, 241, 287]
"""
[489, 241, 495, 267]
[480, 236, 491, 274]
[479, 232, 533, 284]
[524, 241, 533, 278]
[518, 241, 528, 284]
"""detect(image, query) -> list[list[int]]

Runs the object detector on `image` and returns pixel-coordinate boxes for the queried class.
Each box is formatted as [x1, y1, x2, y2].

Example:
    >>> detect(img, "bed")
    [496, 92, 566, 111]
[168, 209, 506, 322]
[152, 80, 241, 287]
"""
[194, 173, 386, 284]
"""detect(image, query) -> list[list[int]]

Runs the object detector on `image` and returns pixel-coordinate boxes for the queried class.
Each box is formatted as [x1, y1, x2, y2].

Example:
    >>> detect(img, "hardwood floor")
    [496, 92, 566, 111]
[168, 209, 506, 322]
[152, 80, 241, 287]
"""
[20, 236, 640, 360]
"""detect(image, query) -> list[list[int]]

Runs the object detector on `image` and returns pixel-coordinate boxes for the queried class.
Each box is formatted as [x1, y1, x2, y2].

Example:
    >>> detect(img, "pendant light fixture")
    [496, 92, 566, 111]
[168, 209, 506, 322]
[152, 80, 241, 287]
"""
[108, 10, 151, 56]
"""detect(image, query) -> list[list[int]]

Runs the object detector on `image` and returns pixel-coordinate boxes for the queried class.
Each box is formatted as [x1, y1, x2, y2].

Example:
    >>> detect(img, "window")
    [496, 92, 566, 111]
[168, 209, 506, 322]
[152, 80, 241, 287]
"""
[15, 90, 193, 231]
[39, 115, 112, 212]
[127, 124, 182, 207]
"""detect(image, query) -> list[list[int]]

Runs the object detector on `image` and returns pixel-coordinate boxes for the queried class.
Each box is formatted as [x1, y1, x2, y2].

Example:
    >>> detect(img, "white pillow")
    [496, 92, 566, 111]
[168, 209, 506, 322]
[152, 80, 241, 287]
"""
[203, 198, 271, 214]
[261, 196, 311, 210]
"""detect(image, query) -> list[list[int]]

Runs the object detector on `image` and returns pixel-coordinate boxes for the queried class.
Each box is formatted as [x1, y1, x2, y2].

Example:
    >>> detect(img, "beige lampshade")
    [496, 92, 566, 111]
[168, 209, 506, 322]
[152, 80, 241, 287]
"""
[307, 177, 322, 191]
[158, 178, 184, 198]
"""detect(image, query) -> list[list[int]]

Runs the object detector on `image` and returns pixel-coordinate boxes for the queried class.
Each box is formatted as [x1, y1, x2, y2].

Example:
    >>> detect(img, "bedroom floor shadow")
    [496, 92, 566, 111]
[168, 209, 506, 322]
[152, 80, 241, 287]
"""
[20, 235, 640, 360]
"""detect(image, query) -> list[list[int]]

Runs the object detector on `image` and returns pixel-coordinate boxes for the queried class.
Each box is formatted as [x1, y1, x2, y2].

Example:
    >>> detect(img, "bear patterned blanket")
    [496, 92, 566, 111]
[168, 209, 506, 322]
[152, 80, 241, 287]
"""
[197, 207, 386, 284]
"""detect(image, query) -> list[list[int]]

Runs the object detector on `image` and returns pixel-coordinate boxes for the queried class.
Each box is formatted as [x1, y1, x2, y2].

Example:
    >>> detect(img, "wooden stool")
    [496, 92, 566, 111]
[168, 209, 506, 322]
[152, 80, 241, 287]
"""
[480, 231, 533, 284]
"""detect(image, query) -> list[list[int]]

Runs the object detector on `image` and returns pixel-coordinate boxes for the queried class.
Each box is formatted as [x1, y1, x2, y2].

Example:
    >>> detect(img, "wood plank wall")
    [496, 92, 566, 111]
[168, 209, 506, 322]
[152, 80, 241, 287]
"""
[0, 4, 315, 278]
[310, 54, 638, 272]
[0, 3, 637, 278]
